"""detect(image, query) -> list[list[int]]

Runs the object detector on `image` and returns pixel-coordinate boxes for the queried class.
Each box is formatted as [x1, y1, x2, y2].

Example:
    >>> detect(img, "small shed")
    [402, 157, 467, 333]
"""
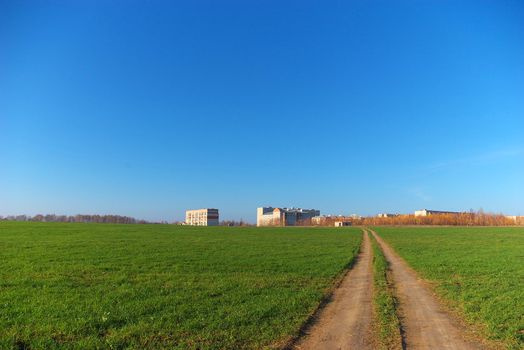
[334, 221, 352, 227]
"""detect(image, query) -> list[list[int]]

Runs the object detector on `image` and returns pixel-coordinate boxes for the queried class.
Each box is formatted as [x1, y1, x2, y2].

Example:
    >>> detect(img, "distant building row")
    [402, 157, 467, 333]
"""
[257, 207, 320, 226]
[185, 207, 354, 227]
[375, 209, 463, 218]
[376, 209, 462, 217]
[184, 207, 516, 226]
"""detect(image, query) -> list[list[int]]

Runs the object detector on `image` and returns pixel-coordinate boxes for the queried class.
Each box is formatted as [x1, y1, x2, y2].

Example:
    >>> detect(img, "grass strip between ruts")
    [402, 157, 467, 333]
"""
[369, 230, 403, 350]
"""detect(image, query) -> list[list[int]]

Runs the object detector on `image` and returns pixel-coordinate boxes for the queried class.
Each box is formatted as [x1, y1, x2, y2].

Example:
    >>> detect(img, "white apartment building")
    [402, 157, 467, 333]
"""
[185, 208, 219, 226]
[257, 207, 320, 226]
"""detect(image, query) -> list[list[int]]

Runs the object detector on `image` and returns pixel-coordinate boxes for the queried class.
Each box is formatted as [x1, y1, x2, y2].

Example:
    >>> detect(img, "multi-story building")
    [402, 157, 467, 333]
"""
[414, 209, 460, 217]
[257, 207, 320, 226]
[185, 208, 219, 226]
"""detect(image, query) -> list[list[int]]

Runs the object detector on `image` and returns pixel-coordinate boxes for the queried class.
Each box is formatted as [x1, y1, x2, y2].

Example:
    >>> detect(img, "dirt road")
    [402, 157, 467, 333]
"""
[370, 229, 486, 350]
[294, 230, 374, 350]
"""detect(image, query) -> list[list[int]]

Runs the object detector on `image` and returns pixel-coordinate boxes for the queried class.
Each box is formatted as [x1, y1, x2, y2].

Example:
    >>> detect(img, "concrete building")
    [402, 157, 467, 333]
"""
[414, 209, 460, 217]
[185, 208, 219, 226]
[257, 207, 320, 226]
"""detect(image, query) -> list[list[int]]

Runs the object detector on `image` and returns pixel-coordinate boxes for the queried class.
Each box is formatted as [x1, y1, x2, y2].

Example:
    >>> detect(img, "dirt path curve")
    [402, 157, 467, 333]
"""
[294, 230, 374, 350]
[369, 229, 486, 350]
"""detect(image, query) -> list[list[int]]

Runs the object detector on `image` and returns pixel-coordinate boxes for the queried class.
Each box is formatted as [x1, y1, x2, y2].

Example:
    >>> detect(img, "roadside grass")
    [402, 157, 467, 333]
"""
[368, 230, 402, 350]
[374, 226, 524, 349]
[0, 222, 361, 349]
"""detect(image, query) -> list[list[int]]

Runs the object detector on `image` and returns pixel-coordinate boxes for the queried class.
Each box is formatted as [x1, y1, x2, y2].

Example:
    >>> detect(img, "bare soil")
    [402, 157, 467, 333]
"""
[294, 230, 374, 350]
[370, 229, 487, 350]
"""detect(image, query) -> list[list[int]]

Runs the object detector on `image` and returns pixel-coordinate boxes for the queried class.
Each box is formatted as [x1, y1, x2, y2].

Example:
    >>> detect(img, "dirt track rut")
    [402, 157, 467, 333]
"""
[370, 229, 486, 350]
[294, 230, 374, 350]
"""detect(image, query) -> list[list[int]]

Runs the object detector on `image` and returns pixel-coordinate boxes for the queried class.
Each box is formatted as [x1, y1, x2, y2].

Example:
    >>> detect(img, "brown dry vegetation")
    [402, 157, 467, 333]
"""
[360, 212, 519, 226]
[313, 211, 522, 227]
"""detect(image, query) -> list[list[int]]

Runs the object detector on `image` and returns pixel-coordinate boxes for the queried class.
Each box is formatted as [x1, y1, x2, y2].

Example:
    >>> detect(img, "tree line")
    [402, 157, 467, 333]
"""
[2, 211, 521, 226]
[0, 215, 254, 226]
[0, 214, 153, 224]
[312, 211, 523, 226]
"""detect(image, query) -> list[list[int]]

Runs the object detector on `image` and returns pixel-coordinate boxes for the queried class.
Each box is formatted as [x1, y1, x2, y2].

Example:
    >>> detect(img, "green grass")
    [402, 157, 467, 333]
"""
[369, 231, 402, 350]
[374, 226, 524, 349]
[0, 222, 361, 350]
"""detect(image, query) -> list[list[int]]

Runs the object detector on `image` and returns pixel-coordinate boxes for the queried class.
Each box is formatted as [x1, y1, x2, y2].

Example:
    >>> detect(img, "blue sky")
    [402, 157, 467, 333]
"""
[1, 1, 523, 222]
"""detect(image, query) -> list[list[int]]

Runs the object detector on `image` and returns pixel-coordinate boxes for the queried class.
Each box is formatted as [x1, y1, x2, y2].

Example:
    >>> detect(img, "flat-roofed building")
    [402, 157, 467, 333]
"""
[414, 209, 460, 217]
[257, 207, 320, 226]
[185, 208, 219, 226]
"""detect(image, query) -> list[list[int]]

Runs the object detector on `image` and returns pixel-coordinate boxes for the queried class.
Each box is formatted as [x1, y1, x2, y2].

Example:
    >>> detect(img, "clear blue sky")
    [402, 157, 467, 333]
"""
[2, 1, 523, 222]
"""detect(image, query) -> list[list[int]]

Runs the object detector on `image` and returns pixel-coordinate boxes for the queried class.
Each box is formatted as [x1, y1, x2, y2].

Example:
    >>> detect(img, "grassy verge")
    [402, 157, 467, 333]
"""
[369, 230, 402, 350]
[374, 226, 524, 349]
[0, 222, 361, 349]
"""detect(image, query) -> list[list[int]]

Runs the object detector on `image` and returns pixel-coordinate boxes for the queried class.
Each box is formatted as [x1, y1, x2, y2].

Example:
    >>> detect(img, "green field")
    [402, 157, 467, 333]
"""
[0, 222, 361, 349]
[374, 226, 524, 349]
